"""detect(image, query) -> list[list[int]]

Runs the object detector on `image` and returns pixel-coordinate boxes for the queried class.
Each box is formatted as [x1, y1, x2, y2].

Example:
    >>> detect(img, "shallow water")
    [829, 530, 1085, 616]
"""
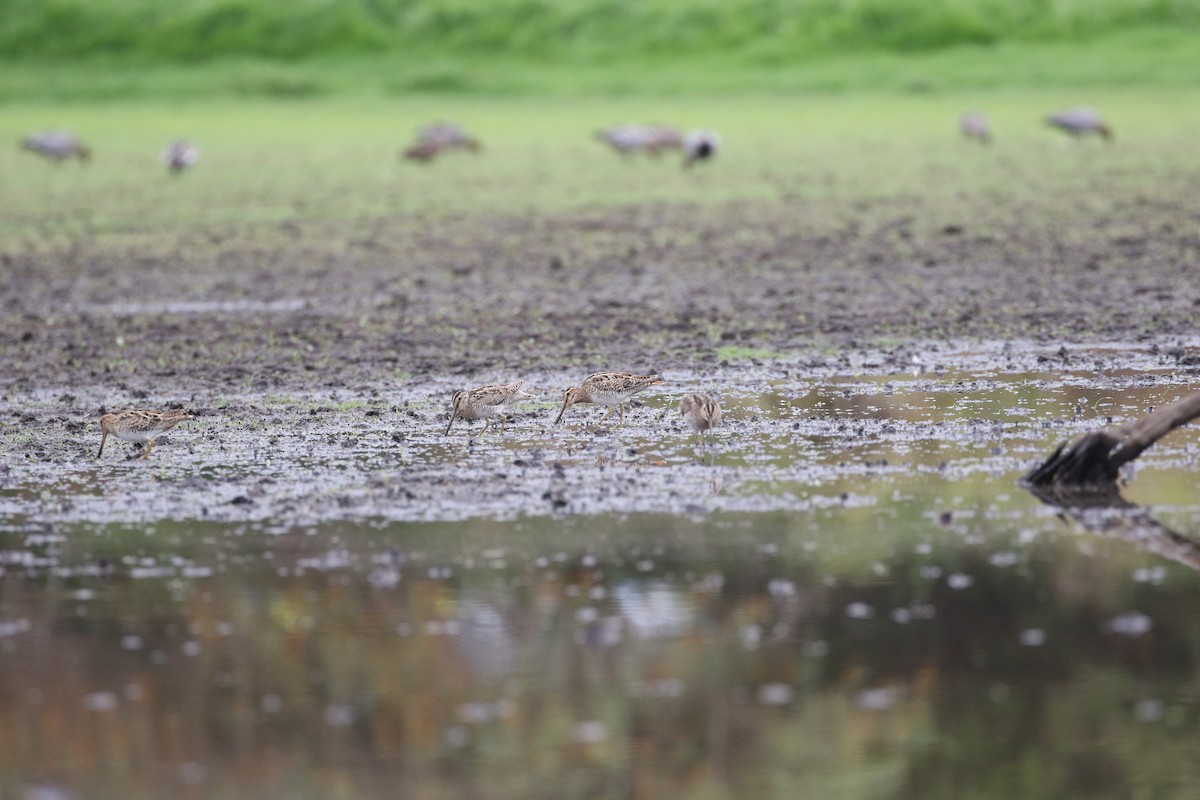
[2, 347, 1200, 799]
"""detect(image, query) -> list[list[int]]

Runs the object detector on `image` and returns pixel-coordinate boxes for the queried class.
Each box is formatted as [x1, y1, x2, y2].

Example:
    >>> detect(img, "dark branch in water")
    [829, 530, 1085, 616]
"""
[1024, 482, 1200, 573]
[1023, 390, 1200, 488]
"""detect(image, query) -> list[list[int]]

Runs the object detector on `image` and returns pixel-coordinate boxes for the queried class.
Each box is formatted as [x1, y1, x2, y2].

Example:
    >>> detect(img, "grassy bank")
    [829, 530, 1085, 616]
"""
[0, 0, 1198, 100]
[3, 29, 1199, 102]
[3, 89, 1199, 234]
[4, 0, 1198, 61]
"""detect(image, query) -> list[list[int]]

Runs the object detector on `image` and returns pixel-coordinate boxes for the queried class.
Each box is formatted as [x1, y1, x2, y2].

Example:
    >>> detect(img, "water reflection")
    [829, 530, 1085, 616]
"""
[1027, 481, 1200, 573]
[1, 506, 1199, 798]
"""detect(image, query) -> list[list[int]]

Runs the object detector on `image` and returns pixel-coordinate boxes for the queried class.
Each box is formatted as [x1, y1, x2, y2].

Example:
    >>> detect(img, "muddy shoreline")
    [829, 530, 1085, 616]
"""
[2, 198, 1199, 525]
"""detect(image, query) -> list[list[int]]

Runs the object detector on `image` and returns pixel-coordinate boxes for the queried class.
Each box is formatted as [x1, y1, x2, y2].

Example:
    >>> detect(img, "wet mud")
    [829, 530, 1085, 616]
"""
[2, 198, 1199, 526]
[2, 191, 1200, 800]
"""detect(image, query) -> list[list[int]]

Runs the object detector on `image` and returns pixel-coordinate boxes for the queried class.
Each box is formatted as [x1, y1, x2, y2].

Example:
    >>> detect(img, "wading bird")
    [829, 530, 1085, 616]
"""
[680, 393, 722, 445]
[445, 381, 531, 435]
[554, 372, 664, 427]
[98, 408, 193, 460]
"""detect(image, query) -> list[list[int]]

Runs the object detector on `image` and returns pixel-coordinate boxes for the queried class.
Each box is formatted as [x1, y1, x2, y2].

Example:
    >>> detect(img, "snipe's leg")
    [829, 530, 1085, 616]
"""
[139, 439, 156, 460]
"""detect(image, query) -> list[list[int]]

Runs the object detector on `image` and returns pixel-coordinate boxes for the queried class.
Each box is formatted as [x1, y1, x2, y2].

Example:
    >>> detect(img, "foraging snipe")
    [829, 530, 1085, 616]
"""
[98, 408, 193, 459]
[446, 381, 531, 435]
[680, 393, 722, 443]
[554, 372, 663, 426]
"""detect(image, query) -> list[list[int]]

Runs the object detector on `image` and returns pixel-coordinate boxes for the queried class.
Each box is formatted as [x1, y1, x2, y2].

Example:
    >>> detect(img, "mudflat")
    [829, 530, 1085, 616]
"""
[2, 97, 1199, 524]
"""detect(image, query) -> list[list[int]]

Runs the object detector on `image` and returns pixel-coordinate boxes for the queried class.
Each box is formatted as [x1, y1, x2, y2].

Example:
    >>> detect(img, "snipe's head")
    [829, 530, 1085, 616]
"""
[97, 412, 119, 458]
[554, 387, 584, 425]
[680, 393, 722, 432]
[445, 390, 469, 435]
[99, 412, 118, 434]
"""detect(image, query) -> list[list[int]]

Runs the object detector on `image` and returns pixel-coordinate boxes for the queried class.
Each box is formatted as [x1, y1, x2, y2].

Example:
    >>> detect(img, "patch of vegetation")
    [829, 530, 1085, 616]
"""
[0, 2, 1198, 98]
[2, 87, 1195, 237]
[3, 0, 1198, 62]
[383, 69, 477, 95]
[224, 70, 327, 99]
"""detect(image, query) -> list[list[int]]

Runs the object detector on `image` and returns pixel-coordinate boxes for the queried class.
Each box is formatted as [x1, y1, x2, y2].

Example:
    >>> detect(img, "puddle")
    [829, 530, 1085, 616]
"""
[1, 501, 1199, 799]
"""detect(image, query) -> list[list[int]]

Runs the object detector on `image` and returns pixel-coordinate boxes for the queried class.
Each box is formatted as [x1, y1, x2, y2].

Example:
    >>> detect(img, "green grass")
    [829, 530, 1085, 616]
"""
[3, 89, 1198, 238]
[2, 29, 1199, 101]
[3, 0, 1198, 62]
[0, 0, 1198, 100]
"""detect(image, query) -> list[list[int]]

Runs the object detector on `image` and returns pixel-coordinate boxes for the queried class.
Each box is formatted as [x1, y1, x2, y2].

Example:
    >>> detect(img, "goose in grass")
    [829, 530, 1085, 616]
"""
[21, 130, 90, 162]
[417, 121, 482, 151]
[959, 111, 992, 144]
[403, 121, 481, 162]
[1045, 107, 1113, 141]
[403, 139, 444, 162]
[682, 130, 720, 167]
[594, 124, 683, 157]
[161, 139, 200, 173]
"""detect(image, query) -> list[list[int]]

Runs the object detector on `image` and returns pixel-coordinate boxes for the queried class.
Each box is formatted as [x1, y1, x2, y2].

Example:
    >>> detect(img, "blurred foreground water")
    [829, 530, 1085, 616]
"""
[4, 488, 1200, 798]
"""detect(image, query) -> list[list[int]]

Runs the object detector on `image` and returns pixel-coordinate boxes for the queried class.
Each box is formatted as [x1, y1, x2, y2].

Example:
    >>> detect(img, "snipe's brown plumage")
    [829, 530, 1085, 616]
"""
[554, 372, 663, 427]
[445, 381, 531, 435]
[98, 408, 193, 459]
[680, 393, 722, 443]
